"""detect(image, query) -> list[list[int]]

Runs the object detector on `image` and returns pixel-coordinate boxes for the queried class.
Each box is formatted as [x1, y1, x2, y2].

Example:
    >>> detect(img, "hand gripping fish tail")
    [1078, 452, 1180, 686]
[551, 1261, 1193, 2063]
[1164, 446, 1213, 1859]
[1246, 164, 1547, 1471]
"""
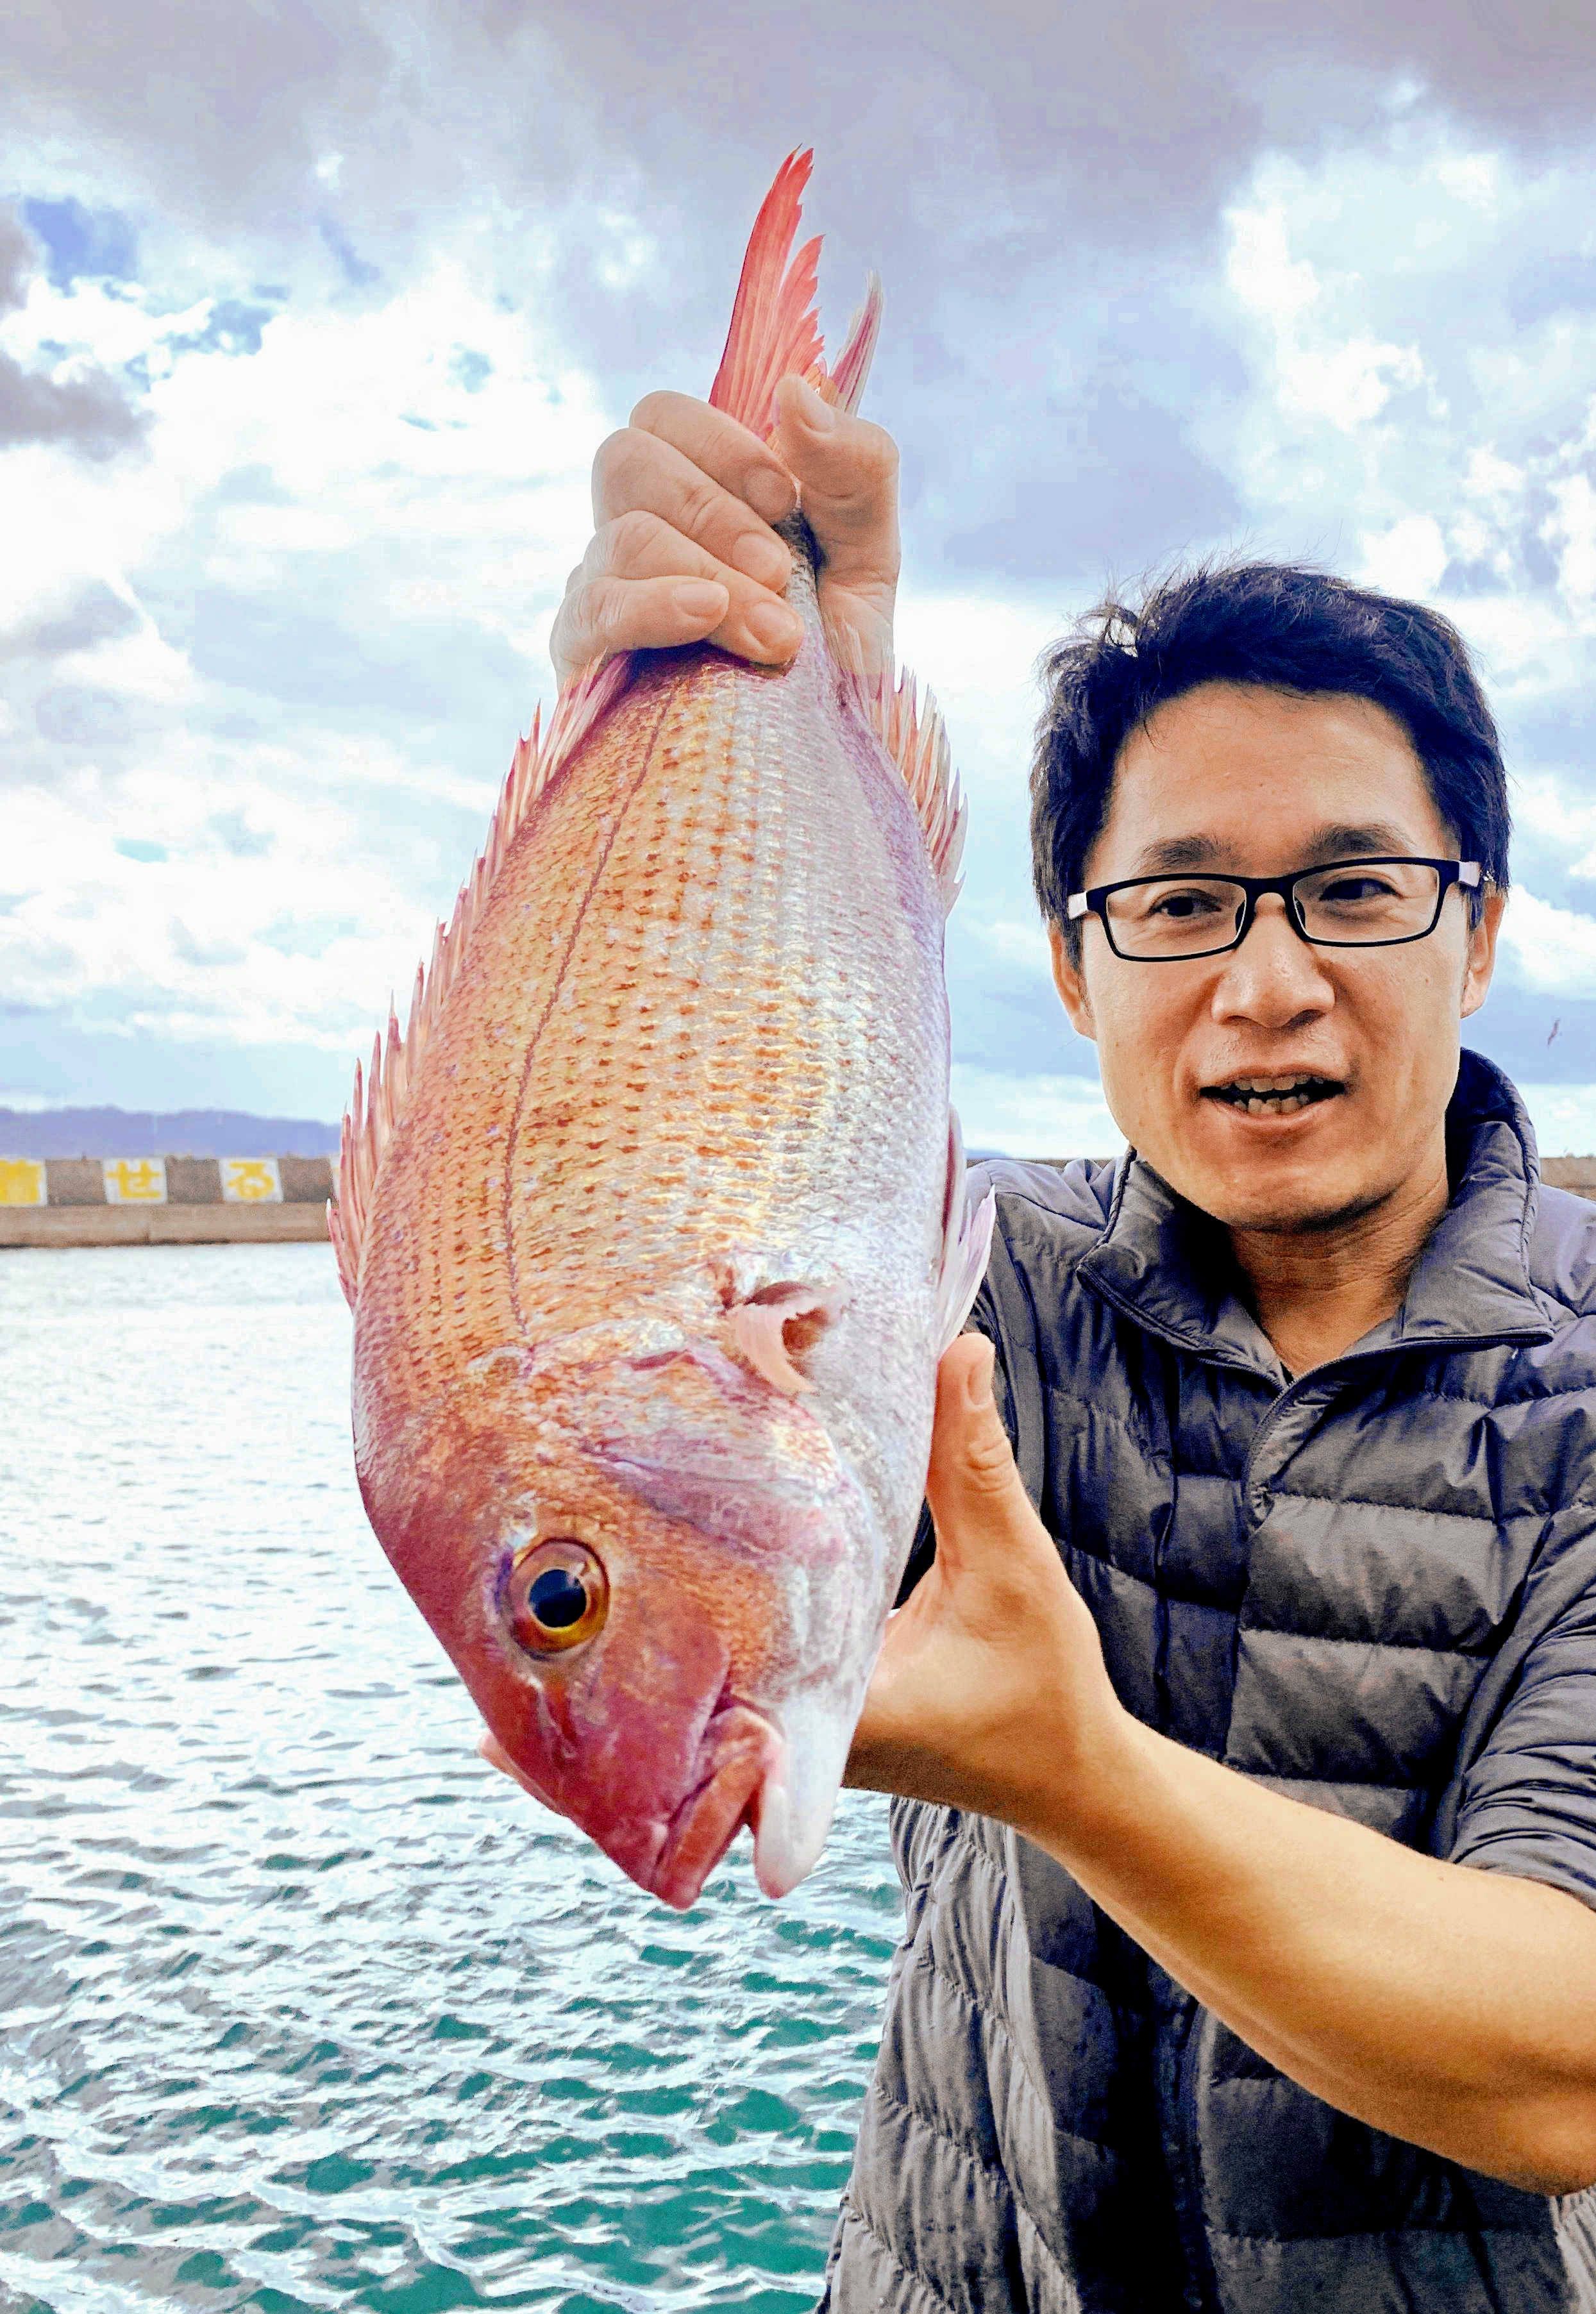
[331, 151, 995, 1910]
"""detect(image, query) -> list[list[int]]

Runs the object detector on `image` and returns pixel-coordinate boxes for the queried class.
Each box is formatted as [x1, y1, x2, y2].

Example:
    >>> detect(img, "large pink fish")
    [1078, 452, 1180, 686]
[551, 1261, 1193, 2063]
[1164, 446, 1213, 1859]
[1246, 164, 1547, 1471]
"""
[332, 153, 993, 1909]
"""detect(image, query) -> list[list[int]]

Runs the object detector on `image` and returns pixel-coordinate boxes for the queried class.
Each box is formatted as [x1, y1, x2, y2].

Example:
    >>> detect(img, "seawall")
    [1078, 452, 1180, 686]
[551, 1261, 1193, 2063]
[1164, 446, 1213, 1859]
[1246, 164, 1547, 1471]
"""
[0, 1153, 335, 1248]
[5, 1152, 1594, 1250]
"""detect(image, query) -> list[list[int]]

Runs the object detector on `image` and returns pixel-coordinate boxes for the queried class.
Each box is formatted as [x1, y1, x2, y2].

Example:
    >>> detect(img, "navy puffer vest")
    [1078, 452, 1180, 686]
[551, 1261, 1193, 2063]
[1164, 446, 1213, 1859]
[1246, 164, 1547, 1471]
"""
[820, 1054, 1596, 2312]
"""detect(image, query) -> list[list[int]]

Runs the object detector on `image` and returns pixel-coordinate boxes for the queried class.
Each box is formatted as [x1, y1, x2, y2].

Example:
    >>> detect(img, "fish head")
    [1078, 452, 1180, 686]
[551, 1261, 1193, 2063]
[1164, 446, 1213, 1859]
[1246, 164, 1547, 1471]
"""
[355, 1330, 889, 1910]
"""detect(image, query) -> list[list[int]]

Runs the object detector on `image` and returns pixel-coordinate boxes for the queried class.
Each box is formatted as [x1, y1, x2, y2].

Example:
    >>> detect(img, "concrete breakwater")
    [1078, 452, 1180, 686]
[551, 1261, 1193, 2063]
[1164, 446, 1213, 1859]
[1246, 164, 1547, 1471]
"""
[0, 1153, 336, 1246]
[5, 1150, 1594, 1250]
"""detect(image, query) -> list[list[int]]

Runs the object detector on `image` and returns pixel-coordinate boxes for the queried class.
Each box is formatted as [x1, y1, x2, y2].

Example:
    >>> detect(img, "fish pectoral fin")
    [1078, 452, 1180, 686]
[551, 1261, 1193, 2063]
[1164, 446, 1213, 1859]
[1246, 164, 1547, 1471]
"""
[936, 1107, 996, 1356]
[728, 1282, 840, 1398]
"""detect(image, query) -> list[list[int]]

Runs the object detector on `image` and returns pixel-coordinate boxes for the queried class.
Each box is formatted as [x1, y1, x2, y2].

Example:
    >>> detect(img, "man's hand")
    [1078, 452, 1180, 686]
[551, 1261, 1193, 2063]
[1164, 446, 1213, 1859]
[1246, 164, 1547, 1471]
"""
[846, 1334, 1123, 1829]
[853, 1345, 1596, 2197]
[549, 378, 900, 687]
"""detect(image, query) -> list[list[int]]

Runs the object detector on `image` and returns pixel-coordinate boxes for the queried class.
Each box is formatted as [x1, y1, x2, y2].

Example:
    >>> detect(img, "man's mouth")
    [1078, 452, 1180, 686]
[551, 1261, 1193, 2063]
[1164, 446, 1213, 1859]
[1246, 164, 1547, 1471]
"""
[1202, 1072, 1345, 1118]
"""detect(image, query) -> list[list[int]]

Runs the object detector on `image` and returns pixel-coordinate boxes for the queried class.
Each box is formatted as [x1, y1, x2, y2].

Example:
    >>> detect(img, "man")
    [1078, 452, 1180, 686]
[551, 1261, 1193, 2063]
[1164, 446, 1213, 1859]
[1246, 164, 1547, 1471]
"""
[548, 381, 1596, 2309]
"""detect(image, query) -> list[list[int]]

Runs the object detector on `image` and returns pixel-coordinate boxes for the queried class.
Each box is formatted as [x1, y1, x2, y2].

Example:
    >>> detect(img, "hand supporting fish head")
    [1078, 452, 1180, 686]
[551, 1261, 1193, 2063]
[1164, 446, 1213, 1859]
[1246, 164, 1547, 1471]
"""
[356, 1330, 889, 1909]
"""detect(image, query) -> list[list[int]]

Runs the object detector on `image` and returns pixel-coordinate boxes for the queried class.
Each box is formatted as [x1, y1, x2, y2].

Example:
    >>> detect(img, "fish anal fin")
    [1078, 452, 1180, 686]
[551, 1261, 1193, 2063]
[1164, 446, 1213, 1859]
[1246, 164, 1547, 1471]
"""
[728, 1282, 840, 1398]
[330, 651, 632, 1304]
[830, 626, 968, 916]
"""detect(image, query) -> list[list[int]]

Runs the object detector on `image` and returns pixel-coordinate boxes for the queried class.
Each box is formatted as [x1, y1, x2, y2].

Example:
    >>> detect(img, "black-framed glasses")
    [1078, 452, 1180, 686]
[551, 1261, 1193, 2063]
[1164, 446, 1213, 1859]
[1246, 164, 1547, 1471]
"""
[1066, 857, 1483, 962]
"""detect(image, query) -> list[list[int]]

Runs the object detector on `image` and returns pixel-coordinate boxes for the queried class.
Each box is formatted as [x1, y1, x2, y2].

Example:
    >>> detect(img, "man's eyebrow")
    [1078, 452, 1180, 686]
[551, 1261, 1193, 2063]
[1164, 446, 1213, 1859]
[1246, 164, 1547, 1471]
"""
[1123, 822, 1422, 877]
[1299, 821, 1416, 862]
[1125, 835, 1225, 873]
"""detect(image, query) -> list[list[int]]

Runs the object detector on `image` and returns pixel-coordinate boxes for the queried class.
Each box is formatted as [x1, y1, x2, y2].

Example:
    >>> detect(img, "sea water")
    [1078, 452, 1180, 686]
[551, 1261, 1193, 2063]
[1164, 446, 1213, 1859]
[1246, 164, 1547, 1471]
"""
[0, 1246, 898, 2312]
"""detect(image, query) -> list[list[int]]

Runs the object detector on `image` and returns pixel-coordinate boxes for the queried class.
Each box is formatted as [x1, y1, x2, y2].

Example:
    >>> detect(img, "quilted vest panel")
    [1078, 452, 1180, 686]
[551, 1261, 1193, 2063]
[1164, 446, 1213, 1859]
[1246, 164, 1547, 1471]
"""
[821, 1057, 1596, 2314]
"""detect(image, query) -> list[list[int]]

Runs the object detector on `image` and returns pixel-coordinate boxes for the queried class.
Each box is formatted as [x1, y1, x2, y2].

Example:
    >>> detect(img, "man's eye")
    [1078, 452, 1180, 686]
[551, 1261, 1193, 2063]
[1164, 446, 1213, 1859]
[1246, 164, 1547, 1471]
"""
[1148, 885, 1225, 919]
[1318, 874, 1397, 904]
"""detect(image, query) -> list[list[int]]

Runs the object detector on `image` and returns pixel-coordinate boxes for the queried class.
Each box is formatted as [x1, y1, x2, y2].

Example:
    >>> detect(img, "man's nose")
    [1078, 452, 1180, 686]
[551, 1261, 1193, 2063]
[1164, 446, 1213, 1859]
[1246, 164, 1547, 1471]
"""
[1209, 895, 1334, 1027]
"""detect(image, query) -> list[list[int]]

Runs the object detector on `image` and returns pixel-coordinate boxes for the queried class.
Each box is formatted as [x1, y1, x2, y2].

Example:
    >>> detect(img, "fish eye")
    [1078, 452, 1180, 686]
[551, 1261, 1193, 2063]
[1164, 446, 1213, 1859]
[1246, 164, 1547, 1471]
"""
[503, 1537, 609, 1657]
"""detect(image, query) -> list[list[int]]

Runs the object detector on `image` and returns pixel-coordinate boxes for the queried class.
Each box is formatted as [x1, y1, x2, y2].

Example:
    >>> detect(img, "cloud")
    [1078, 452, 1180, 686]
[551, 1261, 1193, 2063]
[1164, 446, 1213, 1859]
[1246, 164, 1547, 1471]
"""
[4, 4, 1596, 1136]
[1495, 887, 1596, 994]
[0, 579, 139, 659]
[953, 1062, 1124, 1160]
[0, 203, 145, 457]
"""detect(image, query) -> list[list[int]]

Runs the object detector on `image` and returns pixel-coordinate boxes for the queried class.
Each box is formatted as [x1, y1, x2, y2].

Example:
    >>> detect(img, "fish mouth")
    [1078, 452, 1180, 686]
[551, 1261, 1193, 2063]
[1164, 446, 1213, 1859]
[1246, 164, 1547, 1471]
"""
[650, 1701, 780, 1911]
[649, 1687, 857, 1911]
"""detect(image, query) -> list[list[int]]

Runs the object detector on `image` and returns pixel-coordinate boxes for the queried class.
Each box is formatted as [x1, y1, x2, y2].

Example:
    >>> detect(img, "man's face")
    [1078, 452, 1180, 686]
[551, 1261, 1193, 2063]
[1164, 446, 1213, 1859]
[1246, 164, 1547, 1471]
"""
[1049, 682, 1505, 1234]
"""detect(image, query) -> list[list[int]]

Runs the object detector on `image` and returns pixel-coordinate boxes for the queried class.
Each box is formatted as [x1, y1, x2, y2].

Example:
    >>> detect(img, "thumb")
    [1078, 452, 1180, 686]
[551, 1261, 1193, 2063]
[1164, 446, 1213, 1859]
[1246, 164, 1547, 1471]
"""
[771, 377, 900, 569]
[924, 1334, 1039, 1579]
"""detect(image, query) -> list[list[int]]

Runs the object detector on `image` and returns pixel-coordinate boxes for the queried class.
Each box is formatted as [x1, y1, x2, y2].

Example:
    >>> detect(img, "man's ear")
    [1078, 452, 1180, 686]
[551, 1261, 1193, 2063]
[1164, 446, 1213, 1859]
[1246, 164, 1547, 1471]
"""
[1048, 922, 1096, 1043]
[1461, 887, 1506, 1021]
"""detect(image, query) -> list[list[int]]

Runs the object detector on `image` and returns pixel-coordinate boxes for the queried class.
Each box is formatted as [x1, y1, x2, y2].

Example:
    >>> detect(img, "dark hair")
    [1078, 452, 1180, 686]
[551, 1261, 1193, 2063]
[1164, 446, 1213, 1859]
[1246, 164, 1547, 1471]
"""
[1030, 562, 1510, 955]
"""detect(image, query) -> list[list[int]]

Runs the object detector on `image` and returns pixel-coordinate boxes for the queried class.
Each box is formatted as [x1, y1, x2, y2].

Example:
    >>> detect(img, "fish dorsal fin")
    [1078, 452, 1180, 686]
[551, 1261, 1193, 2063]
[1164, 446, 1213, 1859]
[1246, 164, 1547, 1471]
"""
[829, 625, 968, 915]
[328, 653, 630, 1306]
[709, 149, 882, 439]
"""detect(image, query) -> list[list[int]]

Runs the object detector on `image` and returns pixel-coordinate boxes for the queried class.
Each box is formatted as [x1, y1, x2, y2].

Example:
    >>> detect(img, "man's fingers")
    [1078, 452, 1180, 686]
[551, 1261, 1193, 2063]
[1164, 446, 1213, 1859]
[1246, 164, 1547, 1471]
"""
[596, 503, 787, 595]
[550, 573, 730, 685]
[773, 379, 900, 558]
[770, 379, 899, 675]
[626, 390, 798, 524]
[600, 396, 796, 562]
[924, 1336, 1045, 1580]
[551, 503, 806, 682]
[775, 380, 900, 534]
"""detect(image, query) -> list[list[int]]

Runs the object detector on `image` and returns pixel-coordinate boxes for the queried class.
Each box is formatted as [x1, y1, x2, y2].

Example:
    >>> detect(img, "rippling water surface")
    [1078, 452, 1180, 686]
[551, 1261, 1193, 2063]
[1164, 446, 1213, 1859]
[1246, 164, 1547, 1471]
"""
[0, 1246, 898, 2312]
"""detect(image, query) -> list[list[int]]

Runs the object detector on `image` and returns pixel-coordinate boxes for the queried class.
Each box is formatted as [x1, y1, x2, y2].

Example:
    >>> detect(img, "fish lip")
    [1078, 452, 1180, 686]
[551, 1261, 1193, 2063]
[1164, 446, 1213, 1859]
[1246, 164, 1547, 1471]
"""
[648, 1700, 780, 1912]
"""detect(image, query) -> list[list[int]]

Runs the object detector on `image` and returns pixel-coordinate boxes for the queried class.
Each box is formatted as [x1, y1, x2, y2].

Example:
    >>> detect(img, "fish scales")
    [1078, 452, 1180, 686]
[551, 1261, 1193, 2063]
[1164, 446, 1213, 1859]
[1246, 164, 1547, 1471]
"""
[363, 564, 945, 1352]
[336, 152, 993, 1908]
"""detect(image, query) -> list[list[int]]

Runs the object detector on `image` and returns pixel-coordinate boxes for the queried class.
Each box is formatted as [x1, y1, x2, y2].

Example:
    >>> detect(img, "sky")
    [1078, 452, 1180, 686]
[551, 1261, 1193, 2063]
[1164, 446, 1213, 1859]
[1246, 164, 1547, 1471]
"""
[3, 2, 1596, 1157]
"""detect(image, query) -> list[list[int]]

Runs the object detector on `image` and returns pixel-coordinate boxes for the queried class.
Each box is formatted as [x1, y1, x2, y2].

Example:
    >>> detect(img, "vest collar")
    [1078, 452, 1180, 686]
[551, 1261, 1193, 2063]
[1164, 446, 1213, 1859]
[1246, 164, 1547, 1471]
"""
[1077, 1052, 1552, 1377]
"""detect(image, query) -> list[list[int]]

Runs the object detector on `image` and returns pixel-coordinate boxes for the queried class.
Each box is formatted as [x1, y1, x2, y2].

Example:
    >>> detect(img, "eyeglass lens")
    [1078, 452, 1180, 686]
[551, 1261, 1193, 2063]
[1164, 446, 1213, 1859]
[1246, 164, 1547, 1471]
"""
[1104, 862, 1445, 958]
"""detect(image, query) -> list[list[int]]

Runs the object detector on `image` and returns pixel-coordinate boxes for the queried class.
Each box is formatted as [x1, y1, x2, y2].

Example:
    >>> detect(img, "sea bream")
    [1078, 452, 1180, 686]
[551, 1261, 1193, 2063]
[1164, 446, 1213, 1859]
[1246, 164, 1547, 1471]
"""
[331, 151, 994, 1910]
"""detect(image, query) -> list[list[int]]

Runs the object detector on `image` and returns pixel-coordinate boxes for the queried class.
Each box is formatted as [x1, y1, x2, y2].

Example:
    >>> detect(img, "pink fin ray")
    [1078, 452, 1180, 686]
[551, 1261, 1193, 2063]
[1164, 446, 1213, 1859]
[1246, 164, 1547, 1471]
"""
[829, 272, 883, 415]
[709, 151, 881, 440]
[936, 1108, 996, 1354]
[830, 625, 968, 914]
[328, 652, 631, 1307]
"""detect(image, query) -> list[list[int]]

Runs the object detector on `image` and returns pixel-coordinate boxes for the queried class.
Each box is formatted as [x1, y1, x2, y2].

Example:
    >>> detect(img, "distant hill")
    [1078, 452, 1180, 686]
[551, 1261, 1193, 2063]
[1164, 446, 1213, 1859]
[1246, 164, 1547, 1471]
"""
[0, 1106, 341, 1159]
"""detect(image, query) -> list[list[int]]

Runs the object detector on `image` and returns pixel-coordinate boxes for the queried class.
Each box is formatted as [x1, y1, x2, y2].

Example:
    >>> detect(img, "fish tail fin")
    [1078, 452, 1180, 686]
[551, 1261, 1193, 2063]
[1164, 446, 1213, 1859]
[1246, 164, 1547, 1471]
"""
[828, 272, 883, 415]
[709, 150, 881, 438]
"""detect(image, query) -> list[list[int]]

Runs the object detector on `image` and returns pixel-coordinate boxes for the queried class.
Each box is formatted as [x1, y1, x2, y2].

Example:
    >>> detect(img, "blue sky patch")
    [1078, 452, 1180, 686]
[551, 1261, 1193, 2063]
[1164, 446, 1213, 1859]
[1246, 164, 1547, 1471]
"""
[317, 217, 379, 290]
[21, 196, 137, 289]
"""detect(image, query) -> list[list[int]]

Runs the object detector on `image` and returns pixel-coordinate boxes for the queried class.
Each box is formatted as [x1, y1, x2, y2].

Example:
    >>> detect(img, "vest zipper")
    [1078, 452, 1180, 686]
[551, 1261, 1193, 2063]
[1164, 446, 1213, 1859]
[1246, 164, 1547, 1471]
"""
[1237, 1327, 1545, 1525]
